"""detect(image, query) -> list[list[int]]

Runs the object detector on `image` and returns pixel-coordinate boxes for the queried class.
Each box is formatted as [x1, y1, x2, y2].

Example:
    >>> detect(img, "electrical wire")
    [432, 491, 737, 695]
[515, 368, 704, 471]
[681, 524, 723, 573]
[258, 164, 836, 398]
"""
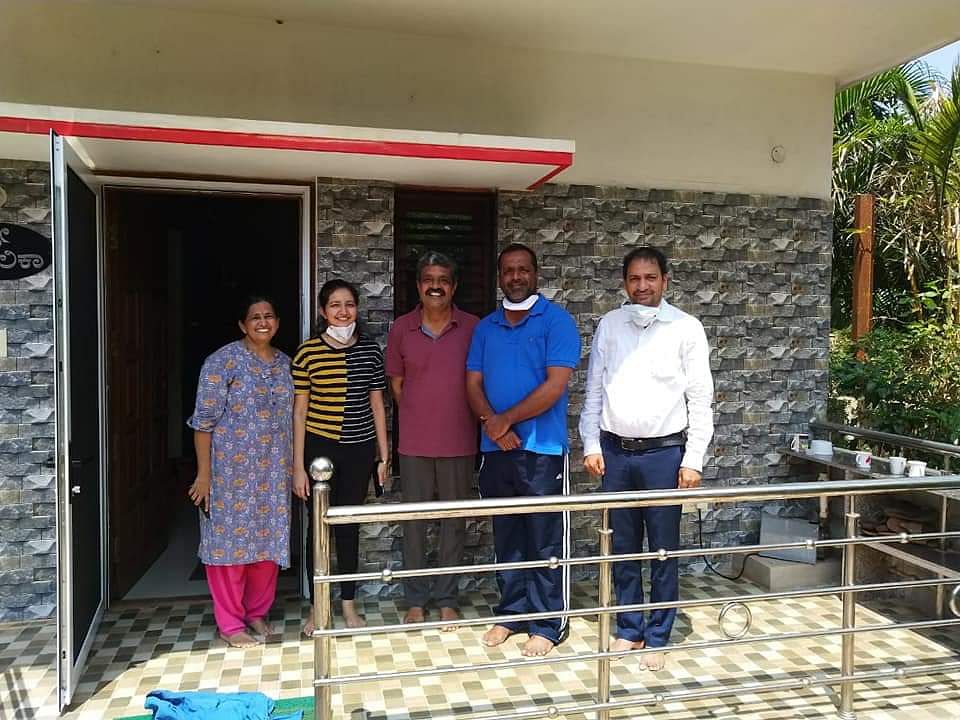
[697, 508, 754, 581]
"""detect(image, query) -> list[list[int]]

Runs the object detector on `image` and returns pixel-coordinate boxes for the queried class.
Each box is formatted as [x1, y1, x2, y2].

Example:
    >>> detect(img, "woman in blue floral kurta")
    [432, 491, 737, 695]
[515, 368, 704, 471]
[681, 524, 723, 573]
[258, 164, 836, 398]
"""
[187, 296, 293, 648]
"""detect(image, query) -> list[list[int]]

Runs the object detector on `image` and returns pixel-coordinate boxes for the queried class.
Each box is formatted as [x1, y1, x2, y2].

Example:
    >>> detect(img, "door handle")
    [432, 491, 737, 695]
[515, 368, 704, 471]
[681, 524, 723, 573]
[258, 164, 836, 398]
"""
[69, 457, 91, 498]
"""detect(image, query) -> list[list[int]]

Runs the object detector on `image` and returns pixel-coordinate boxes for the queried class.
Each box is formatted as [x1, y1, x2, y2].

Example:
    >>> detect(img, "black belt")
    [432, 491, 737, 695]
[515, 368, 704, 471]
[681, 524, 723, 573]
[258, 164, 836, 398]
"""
[602, 430, 686, 453]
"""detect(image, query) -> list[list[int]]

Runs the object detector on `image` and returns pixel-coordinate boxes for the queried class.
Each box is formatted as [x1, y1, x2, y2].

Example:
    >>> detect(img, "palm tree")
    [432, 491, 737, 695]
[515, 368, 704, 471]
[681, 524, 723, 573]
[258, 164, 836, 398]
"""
[910, 64, 960, 322]
[832, 61, 960, 325]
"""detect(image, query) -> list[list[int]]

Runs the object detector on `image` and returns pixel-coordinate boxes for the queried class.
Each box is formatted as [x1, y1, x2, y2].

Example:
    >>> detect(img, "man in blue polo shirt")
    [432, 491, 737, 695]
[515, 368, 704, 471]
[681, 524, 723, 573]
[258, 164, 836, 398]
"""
[466, 242, 581, 657]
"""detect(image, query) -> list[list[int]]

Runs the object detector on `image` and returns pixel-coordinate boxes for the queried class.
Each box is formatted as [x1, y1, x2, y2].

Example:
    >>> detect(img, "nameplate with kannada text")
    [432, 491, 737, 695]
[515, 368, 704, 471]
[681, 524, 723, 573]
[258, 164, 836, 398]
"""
[0, 224, 51, 280]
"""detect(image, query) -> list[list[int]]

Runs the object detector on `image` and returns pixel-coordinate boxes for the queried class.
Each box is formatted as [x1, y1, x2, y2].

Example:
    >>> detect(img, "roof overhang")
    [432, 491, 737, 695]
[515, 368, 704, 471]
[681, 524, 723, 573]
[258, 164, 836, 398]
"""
[0, 104, 574, 191]
[76, 0, 960, 87]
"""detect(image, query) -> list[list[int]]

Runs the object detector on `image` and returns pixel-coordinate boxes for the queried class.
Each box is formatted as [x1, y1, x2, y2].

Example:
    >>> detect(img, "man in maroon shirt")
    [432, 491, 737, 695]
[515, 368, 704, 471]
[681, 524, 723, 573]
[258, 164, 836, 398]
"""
[386, 251, 480, 626]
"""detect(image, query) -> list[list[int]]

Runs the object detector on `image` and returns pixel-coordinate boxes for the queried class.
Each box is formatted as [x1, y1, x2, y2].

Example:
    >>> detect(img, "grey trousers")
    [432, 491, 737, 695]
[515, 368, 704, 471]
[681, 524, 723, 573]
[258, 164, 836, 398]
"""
[400, 454, 474, 608]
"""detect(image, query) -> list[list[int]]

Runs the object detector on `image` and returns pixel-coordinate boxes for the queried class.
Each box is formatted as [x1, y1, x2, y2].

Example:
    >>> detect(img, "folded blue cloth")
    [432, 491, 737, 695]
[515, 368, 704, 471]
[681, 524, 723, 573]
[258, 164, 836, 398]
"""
[144, 690, 303, 720]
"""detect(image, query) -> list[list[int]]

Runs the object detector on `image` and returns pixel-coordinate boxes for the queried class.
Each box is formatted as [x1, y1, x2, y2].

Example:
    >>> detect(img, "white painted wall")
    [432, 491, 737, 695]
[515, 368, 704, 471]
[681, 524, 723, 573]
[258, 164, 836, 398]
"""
[1, 2, 833, 198]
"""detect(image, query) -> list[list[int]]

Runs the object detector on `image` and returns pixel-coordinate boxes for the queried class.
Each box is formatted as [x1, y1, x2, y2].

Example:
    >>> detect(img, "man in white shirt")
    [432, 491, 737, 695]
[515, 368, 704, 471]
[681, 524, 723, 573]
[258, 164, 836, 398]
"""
[579, 246, 714, 671]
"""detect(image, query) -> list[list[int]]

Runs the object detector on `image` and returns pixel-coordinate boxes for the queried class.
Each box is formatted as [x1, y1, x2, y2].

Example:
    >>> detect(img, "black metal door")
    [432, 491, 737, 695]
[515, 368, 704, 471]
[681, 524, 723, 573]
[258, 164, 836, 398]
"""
[51, 131, 105, 710]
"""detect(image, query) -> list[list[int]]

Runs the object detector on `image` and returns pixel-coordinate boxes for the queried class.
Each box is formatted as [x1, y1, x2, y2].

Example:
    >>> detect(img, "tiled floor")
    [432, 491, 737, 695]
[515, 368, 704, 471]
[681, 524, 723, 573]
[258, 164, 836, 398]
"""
[122, 504, 208, 601]
[2, 575, 959, 719]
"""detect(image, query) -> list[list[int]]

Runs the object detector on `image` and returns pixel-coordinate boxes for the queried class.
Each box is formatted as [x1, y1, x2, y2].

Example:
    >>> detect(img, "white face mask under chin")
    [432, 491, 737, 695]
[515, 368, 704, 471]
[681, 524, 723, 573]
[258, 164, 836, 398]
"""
[502, 294, 539, 311]
[624, 302, 660, 329]
[325, 322, 356, 343]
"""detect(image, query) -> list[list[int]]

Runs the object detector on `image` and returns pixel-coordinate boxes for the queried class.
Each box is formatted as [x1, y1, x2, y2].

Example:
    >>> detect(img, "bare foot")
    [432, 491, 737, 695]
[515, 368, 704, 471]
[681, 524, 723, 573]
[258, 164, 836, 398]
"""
[521, 634, 555, 657]
[404, 606, 426, 624]
[301, 619, 315, 639]
[481, 624, 516, 647]
[610, 637, 644, 655]
[247, 618, 274, 637]
[643, 651, 666, 671]
[220, 630, 260, 648]
[342, 600, 366, 629]
[439, 606, 461, 632]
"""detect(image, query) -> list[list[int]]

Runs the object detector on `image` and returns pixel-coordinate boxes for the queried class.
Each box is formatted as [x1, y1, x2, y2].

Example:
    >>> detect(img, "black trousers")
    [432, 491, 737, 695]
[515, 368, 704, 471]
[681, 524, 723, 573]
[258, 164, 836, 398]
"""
[304, 433, 376, 601]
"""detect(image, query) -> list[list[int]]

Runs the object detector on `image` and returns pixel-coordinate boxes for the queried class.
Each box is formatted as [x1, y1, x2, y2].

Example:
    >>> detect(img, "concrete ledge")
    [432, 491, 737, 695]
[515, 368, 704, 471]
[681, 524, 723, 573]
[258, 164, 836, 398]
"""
[743, 554, 841, 592]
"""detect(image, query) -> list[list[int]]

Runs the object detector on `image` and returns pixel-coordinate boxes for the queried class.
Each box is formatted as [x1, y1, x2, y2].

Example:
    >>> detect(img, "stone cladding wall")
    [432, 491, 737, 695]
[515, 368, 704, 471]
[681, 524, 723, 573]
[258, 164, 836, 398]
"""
[319, 180, 833, 597]
[0, 175, 833, 618]
[498, 185, 833, 576]
[0, 160, 56, 623]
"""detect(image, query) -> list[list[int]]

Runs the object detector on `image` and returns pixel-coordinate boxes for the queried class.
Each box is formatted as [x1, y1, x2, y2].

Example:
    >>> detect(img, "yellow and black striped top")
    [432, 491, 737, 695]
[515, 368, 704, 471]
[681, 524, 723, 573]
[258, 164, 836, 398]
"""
[292, 335, 386, 443]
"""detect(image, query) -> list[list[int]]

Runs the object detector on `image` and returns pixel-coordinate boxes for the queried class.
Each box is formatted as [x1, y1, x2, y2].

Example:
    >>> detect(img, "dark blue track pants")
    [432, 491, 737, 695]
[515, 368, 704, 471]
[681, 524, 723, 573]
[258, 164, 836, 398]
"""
[478, 450, 567, 645]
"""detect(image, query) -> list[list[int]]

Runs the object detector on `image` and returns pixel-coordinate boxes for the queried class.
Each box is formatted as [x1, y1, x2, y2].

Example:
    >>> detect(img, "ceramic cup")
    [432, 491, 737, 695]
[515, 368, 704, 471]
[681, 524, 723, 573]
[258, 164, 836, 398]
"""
[888, 456, 907, 475]
[907, 460, 927, 477]
[809, 439, 833, 456]
[854, 451, 872, 469]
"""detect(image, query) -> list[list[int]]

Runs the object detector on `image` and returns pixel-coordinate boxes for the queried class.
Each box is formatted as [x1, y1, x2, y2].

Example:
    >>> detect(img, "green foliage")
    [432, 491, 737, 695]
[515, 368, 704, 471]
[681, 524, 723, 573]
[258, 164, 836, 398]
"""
[831, 63, 960, 443]
[911, 66, 960, 212]
[832, 61, 960, 327]
[830, 322, 960, 443]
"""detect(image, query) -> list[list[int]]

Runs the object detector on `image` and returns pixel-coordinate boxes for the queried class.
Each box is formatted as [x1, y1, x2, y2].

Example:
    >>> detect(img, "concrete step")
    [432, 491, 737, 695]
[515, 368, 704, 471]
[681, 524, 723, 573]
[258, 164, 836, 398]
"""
[742, 554, 841, 592]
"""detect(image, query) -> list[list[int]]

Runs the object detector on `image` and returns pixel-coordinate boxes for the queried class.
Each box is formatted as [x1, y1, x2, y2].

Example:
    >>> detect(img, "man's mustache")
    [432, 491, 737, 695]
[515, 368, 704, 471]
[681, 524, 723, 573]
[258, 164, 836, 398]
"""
[425, 288, 447, 297]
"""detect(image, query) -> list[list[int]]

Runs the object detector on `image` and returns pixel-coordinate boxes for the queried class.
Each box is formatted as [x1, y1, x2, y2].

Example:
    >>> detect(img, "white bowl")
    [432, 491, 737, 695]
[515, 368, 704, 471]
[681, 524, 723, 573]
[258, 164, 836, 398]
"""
[809, 439, 833, 456]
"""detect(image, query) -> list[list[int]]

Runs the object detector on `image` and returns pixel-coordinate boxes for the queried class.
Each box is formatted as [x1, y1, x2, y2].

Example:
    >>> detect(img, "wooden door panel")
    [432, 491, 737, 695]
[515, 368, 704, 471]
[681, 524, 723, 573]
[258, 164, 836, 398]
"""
[106, 190, 172, 599]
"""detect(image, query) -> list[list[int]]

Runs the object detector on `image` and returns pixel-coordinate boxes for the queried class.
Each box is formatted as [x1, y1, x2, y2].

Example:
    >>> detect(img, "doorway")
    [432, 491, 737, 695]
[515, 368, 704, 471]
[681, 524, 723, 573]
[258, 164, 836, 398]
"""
[102, 187, 307, 600]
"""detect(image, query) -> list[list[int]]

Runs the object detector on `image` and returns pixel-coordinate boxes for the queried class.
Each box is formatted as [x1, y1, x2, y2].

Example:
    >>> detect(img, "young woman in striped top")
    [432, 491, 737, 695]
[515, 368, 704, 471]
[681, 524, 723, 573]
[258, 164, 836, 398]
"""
[292, 279, 390, 631]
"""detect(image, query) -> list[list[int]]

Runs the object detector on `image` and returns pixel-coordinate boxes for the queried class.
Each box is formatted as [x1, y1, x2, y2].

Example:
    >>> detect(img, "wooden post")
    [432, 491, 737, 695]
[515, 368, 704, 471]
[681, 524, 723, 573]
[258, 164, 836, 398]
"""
[852, 194, 874, 341]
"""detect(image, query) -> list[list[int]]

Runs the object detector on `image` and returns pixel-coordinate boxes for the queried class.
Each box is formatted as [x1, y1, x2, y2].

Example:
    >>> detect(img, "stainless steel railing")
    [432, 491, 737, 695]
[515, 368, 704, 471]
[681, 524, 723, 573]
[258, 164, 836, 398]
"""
[308, 461, 960, 720]
[812, 420, 960, 619]
[811, 420, 960, 462]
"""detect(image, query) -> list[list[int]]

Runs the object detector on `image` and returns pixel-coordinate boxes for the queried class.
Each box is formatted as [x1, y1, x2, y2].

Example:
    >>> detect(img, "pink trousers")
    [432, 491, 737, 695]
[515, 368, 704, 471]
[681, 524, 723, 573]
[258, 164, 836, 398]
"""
[205, 561, 279, 635]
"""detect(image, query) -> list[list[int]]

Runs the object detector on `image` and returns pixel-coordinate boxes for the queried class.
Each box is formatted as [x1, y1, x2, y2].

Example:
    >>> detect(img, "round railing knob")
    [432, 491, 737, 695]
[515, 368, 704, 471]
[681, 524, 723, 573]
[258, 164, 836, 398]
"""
[309, 456, 335, 483]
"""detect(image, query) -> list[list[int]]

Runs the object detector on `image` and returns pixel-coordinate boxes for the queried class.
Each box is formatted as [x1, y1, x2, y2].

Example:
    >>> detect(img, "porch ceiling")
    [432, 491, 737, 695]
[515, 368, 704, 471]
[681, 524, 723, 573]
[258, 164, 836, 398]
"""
[0, 104, 573, 190]
[88, 0, 960, 85]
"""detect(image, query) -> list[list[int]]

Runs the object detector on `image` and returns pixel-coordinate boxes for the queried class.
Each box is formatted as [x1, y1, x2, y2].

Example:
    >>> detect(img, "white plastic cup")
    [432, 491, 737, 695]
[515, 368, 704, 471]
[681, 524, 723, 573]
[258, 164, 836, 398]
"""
[907, 460, 927, 477]
[854, 451, 872, 469]
[888, 456, 907, 475]
[809, 439, 833, 456]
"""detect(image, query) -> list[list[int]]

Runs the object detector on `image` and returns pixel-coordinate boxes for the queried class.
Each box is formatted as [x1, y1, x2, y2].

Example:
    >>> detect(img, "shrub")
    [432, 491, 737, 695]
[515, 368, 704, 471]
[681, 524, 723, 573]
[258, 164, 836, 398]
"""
[830, 322, 960, 443]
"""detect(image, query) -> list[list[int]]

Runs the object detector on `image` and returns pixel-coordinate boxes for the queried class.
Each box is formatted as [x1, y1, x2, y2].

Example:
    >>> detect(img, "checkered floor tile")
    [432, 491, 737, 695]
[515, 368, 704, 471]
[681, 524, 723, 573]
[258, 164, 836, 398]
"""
[2, 575, 959, 719]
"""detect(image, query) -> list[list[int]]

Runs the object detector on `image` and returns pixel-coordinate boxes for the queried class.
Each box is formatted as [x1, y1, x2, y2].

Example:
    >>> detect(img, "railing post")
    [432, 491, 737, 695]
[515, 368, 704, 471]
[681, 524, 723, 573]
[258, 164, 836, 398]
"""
[839, 495, 859, 719]
[596, 508, 613, 720]
[311, 461, 333, 720]
[937, 456, 951, 618]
